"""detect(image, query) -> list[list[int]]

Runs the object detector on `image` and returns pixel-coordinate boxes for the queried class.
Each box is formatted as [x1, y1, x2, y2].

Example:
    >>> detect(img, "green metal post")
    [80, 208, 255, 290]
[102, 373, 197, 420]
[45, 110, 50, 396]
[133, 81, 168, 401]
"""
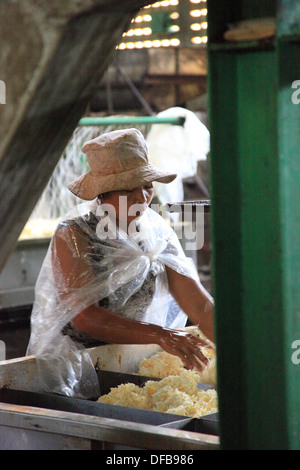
[277, 0, 300, 449]
[207, 0, 300, 449]
[78, 116, 185, 126]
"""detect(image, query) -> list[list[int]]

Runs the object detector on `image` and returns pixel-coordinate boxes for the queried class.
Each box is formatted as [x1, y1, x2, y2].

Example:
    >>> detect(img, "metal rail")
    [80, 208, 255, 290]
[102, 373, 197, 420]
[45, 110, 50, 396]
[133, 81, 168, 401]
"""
[78, 116, 186, 126]
[0, 402, 219, 450]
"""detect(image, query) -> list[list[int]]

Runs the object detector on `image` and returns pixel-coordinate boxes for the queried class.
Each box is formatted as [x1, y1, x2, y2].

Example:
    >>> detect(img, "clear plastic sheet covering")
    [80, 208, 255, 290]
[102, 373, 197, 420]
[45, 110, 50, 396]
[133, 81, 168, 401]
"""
[147, 107, 210, 207]
[27, 200, 201, 399]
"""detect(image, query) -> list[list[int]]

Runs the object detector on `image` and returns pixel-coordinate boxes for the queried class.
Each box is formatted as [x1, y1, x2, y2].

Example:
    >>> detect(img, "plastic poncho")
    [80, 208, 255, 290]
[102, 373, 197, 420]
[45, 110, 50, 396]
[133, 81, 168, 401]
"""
[27, 200, 201, 399]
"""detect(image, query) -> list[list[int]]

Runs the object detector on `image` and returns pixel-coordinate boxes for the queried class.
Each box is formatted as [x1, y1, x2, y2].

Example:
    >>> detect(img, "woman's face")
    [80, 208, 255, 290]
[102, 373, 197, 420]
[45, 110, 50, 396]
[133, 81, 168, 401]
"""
[99, 184, 154, 227]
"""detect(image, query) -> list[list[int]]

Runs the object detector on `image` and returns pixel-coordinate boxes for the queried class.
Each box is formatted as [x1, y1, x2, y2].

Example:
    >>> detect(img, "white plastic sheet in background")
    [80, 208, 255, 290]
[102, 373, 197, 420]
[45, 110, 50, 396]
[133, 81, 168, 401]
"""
[27, 200, 201, 399]
[147, 107, 210, 208]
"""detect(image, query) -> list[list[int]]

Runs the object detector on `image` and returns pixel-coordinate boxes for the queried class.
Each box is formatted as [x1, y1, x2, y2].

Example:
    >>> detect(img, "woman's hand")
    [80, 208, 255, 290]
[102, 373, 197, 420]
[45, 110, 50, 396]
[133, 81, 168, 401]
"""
[158, 327, 214, 372]
[71, 303, 213, 373]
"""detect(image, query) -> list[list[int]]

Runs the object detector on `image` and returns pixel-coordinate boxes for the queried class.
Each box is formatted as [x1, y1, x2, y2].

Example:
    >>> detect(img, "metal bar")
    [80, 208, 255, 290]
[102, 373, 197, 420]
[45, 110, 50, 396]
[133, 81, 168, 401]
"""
[78, 116, 186, 126]
[0, 402, 220, 450]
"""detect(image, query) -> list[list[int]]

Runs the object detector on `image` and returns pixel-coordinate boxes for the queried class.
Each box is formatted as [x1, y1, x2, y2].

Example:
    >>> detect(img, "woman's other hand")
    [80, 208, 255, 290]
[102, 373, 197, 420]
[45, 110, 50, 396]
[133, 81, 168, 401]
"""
[158, 327, 214, 372]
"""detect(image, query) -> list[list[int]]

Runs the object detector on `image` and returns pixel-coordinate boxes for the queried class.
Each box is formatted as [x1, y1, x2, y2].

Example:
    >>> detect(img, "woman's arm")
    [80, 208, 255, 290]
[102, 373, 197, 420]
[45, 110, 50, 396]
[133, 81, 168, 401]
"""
[72, 303, 210, 371]
[165, 266, 215, 343]
[52, 225, 211, 371]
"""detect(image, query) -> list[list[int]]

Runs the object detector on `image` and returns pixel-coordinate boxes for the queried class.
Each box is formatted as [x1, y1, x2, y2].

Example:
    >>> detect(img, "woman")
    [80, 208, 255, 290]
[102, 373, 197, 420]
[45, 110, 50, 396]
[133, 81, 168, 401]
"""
[27, 128, 214, 398]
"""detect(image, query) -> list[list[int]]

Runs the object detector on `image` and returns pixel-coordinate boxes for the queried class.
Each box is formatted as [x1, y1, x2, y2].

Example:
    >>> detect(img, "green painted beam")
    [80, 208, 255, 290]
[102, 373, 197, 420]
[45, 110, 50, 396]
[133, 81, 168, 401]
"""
[78, 116, 186, 126]
[277, 37, 300, 450]
[207, 0, 300, 449]
[276, 0, 300, 451]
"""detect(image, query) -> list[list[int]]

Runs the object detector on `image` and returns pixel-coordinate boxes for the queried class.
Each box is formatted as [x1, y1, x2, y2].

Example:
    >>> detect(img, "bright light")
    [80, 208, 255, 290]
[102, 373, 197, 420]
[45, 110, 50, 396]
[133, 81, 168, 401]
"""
[123, 27, 152, 37]
[170, 38, 180, 46]
[190, 21, 207, 30]
[170, 12, 179, 20]
[191, 35, 207, 44]
[134, 15, 152, 23]
[190, 8, 207, 17]
[117, 37, 181, 49]
[190, 23, 201, 31]
[191, 36, 202, 44]
[152, 39, 162, 47]
[144, 0, 178, 7]
[169, 25, 180, 32]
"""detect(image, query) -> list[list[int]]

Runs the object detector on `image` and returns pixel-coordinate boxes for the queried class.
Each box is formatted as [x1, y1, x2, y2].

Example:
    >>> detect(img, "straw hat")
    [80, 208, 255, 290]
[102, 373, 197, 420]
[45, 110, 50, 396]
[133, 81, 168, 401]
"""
[67, 128, 177, 200]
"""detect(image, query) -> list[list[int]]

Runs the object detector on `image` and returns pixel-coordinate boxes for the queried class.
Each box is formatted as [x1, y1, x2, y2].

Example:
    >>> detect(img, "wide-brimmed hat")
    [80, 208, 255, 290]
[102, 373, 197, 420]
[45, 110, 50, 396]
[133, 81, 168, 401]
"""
[67, 128, 177, 200]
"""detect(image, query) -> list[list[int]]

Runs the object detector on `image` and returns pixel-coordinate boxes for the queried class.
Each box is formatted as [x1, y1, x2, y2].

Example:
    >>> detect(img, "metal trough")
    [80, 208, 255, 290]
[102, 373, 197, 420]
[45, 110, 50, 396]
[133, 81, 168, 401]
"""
[0, 367, 219, 450]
